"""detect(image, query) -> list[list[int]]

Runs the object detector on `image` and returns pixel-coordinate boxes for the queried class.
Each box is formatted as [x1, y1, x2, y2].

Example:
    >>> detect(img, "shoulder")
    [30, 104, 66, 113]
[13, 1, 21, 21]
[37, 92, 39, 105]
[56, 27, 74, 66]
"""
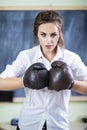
[16, 45, 40, 65]
[64, 49, 80, 59]
[18, 45, 39, 56]
[63, 49, 81, 65]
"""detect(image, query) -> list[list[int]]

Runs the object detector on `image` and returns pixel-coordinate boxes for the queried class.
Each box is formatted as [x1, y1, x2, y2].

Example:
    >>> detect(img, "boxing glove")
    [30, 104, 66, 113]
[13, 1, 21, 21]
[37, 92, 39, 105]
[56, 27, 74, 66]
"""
[23, 62, 49, 89]
[48, 60, 74, 91]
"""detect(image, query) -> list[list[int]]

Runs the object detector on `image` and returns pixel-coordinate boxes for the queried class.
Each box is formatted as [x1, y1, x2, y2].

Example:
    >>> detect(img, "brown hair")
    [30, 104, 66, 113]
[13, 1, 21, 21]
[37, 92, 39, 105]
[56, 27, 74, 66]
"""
[33, 10, 64, 48]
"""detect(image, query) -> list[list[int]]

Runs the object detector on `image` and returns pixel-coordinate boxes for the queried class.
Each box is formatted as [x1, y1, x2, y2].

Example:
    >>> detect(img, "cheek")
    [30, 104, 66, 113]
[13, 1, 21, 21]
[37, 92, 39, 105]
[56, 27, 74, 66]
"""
[38, 37, 45, 44]
[53, 37, 59, 44]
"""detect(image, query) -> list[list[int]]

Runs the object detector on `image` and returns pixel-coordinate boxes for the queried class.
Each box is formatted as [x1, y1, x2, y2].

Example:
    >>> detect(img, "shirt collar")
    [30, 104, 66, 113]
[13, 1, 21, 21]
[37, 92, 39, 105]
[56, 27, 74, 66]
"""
[34, 45, 43, 60]
[53, 45, 63, 61]
[35, 45, 63, 61]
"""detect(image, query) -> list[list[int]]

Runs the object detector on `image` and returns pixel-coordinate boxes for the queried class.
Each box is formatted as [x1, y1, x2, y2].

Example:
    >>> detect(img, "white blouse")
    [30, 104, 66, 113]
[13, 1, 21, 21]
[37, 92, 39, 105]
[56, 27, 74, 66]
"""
[0, 45, 87, 130]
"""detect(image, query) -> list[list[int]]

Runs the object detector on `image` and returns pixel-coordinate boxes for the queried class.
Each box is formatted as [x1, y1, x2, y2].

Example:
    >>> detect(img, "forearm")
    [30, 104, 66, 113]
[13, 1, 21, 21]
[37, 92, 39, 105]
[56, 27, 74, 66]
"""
[0, 77, 24, 90]
[72, 80, 87, 95]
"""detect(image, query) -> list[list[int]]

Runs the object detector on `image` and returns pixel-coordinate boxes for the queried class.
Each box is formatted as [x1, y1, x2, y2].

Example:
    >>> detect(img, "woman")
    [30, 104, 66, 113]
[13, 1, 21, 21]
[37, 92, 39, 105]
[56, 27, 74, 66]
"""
[0, 10, 87, 130]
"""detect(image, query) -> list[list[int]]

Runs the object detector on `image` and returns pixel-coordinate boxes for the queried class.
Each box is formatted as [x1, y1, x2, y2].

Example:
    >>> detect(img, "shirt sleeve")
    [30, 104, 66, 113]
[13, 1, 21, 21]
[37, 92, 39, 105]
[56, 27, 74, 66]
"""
[71, 55, 87, 81]
[0, 51, 27, 78]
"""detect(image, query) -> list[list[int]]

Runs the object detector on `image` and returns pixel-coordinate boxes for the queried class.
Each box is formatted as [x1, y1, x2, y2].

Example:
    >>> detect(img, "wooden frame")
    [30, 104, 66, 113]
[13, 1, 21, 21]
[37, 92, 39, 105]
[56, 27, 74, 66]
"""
[13, 96, 87, 102]
[0, 6, 87, 10]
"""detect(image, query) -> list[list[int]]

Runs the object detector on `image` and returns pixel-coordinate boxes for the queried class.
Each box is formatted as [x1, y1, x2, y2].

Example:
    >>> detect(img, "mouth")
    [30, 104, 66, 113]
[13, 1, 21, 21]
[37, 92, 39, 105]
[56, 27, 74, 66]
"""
[45, 45, 53, 49]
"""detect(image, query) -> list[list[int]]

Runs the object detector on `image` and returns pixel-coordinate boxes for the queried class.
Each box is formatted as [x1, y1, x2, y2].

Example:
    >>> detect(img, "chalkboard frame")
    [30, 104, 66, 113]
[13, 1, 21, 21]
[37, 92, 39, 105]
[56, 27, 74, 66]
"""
[0, 6, 87, 10]
[0, 6, 87, 101]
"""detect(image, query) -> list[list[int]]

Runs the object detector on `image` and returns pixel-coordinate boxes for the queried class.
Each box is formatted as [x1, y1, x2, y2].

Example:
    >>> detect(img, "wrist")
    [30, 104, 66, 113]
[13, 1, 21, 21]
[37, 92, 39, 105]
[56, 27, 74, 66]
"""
[69, 80, 74, 89]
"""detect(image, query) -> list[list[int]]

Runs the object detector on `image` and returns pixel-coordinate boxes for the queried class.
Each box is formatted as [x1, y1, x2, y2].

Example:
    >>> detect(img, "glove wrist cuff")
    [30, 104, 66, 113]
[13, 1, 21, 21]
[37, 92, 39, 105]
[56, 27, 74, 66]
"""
[69, 81, 74, 89]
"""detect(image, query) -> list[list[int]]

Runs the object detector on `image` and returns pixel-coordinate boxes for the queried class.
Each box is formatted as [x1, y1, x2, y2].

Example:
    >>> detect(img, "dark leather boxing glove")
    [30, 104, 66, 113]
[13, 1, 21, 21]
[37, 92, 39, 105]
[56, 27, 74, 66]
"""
[23, 62, 49, 89]
[48, 60, 74, 91]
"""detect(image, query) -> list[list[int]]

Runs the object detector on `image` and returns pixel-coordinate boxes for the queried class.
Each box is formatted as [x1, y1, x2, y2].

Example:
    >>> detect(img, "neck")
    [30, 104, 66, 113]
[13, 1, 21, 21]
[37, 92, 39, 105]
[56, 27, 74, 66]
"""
[42, 48, 57, 62]
[45, 53, 55, 62]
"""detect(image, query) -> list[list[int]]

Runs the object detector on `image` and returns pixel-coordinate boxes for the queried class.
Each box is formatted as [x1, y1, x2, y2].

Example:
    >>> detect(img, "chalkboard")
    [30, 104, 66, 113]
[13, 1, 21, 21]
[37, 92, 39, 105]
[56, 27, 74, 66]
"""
[0, 10, 87, 98]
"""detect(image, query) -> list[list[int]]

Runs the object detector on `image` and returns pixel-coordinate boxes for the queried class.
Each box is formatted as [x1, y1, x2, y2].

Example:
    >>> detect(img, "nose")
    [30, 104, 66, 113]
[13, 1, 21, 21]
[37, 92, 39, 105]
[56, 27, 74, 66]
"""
[46, 36, 52, 43]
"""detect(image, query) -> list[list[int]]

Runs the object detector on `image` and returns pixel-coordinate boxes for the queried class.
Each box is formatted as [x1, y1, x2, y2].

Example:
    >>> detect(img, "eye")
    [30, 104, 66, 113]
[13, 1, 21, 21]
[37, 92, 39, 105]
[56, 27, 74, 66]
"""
[51, 33, 57, 38]
[41, 33, 46, 37]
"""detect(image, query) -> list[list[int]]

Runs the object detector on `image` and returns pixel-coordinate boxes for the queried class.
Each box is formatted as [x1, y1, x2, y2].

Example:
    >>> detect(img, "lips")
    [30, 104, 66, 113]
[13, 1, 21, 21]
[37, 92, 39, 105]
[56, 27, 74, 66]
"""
[46, 45, 53, 49]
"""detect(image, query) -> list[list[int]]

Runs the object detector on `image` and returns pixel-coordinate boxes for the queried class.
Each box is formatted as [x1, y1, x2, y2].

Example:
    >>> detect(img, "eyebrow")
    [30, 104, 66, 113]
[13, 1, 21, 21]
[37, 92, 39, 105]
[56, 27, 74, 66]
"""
[40, 32, 57, 34]
[51, 32, 57, 34]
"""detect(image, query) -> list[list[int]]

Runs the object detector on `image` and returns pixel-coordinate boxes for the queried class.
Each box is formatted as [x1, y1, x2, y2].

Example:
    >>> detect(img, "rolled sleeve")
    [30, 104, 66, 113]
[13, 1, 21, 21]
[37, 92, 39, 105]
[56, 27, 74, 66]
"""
[0, 51, 27, 78]
[71, 55, 87, 81]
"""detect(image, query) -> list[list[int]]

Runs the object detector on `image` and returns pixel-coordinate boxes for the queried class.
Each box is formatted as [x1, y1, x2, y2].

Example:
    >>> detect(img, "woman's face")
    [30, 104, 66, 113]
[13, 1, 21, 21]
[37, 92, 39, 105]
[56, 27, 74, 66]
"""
[37, 22, 60, 54]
